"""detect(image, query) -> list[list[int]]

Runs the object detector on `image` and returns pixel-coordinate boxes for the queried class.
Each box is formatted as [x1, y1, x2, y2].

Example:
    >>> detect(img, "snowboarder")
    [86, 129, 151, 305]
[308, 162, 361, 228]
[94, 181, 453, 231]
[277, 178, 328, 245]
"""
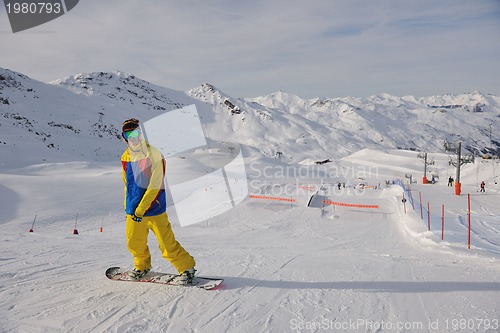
[480, 181, 485, 193]
[120, 118, 196, 283]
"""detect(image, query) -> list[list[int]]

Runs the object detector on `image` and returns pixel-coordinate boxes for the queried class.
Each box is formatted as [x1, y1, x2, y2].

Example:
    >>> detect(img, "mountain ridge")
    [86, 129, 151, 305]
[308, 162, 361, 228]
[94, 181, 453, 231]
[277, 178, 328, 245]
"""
[0, 67, 498, 168]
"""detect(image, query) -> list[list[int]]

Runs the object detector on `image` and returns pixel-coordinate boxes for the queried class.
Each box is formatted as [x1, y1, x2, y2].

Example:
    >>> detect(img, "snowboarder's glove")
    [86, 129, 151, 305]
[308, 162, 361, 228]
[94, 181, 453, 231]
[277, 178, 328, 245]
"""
[131, 213, 143, 223]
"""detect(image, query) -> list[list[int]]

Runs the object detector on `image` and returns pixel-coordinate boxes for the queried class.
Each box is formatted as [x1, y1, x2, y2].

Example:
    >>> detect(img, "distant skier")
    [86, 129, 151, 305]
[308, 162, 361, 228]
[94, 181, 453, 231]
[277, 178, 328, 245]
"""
[448, 177, 453, 187]
[120, 118, 196, 283]
[480, 181, 485, 193]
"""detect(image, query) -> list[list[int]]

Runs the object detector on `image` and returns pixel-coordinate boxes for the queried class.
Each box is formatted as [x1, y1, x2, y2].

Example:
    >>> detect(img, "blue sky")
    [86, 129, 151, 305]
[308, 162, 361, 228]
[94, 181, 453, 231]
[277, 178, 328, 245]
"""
[2, 0, 500, 98]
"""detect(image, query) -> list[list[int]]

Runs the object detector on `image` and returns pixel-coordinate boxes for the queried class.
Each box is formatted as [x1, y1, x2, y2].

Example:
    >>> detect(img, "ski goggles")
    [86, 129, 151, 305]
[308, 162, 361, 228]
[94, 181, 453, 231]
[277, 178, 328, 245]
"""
[122, 129, 140, 141]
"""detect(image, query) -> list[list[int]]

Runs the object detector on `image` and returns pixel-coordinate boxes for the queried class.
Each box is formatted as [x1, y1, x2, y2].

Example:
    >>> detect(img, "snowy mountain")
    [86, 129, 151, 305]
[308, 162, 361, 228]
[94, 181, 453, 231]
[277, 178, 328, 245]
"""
[0, 68, 195, 167]
[1, 67, 500, 332]
[188, 85, 500, 163]
[1, 67, 499, 168]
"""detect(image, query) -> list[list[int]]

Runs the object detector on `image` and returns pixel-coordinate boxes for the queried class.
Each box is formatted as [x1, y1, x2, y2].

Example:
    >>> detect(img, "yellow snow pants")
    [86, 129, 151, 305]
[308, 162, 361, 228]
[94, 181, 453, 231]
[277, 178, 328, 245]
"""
[125, 212, 195, 273]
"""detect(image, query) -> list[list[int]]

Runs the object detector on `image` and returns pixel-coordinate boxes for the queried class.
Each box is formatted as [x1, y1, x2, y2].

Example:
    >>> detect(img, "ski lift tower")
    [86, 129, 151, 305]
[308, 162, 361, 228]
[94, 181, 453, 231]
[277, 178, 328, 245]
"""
[455, 142, 462, 195]
[446, 141, 474, 195]
[417, 152, 434, 184]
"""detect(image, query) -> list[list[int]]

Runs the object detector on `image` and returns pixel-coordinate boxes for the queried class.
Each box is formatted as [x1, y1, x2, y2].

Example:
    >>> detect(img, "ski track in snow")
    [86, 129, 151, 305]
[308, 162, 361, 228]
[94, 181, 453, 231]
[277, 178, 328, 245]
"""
[1, 153, 500, 333]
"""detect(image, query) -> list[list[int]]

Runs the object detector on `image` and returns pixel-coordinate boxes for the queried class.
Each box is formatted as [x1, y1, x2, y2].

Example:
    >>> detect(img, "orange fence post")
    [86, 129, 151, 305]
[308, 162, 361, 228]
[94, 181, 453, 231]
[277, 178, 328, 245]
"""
[427, 202, 431, 231]
[419, 192, 423, 220]
[29, 214, 37, 233]
[441, 204, 445, 240]
[408, 187, 415, 210]
[402, 192, 406, 214]
[468, 193, 471, 249]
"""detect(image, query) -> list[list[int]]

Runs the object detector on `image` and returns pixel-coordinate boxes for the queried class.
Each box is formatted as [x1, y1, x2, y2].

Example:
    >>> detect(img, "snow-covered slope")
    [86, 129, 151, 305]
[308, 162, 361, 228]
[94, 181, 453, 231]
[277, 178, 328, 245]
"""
[1, 67, 499, 169]
[1, 67, 500, 332]
[0, 148, 499, 332]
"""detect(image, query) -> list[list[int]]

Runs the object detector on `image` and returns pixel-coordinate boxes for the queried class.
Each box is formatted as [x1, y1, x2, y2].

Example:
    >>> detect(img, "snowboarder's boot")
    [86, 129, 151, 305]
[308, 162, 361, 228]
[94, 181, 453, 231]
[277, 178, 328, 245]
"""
[127, 267, 150, 279]
[177, 267, 196, 285]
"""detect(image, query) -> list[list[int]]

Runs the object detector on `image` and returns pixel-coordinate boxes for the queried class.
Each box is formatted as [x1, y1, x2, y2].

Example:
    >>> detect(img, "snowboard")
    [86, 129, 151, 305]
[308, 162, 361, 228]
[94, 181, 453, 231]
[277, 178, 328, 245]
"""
[105, 267, 223, 290]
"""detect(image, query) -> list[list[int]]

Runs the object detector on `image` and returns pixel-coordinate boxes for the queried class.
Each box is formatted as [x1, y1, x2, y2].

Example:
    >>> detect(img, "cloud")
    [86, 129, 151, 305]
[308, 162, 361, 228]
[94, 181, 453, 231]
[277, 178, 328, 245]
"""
[1, 0, 499, 98]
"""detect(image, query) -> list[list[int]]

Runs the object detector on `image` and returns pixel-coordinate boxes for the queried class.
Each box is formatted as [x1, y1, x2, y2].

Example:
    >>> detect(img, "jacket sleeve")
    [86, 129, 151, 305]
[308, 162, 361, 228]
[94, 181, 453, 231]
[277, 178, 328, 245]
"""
[121, 152, 128, 212]
[134, 149, 165, 217]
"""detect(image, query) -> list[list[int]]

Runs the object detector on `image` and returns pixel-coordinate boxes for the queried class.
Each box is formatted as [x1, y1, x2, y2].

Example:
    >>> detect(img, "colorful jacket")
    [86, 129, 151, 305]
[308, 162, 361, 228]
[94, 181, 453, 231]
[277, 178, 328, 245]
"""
[121, 144, 166, 217]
